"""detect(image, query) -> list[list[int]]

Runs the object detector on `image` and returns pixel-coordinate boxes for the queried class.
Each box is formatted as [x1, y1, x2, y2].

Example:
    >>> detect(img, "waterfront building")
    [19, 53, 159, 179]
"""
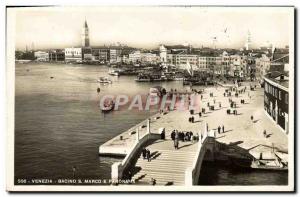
[129, 50, 141, 63]
[122, 55, 130, 64]
[109, 48, 122, 63]
[64, 47, 82, 62]
[128, 50, 159, 64]
[81, 20, 90, 47]
[91, 48, 109, 63]
[141, 53, 159, 64]
[34, 51, 49, 61]
[99, 49, 109, 62]
[82, 47, 93, 61]
[264, 71, 289, 133]
[174, 53, 198, 70]
[109, 49, 117, 63]
[198, 56, 215, 71]
[49, 49, 65, 61]
[166, 54, 174, 66]
[159, 45, 167, 63]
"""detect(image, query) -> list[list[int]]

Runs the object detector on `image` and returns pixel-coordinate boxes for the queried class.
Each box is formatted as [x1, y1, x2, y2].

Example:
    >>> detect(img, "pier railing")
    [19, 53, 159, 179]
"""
[185, 125, 216, 186]
[111, 123, 161, 185]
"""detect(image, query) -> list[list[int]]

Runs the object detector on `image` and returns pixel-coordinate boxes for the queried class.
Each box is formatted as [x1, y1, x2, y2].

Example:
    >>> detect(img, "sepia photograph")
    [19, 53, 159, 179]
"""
[5, 6, 295, 192]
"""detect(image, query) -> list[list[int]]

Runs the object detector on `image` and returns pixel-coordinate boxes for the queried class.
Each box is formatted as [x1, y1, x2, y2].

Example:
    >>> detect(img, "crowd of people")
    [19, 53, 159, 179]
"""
[170, 130, 200, 149]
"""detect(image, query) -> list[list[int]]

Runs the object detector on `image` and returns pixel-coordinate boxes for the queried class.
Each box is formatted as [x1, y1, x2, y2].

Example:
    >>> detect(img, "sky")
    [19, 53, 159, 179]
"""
[11, 6, 293, 50]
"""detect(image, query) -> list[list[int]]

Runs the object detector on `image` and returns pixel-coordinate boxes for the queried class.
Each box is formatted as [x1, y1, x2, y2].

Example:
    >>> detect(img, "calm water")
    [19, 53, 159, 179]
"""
[15, 63, 287, 185]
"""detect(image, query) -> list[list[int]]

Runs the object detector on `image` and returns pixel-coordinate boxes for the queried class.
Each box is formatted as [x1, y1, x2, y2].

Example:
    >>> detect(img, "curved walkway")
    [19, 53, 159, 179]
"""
[131, 140, 198, 185]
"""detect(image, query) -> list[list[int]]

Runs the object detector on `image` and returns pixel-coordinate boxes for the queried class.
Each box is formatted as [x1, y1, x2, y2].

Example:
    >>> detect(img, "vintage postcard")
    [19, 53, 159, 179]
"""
[6, 6, 294, 192]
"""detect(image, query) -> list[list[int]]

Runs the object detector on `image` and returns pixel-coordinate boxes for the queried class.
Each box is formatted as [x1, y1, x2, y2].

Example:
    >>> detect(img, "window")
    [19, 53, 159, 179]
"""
[279, 90, 281, 100]
[285, 94, 288, 104]
[275, 89, 277, 98]
[265, 95, 268, 103]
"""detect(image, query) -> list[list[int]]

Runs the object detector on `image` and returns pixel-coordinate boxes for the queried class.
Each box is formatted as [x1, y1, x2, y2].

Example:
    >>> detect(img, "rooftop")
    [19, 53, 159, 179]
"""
[264, 71, 289, 89]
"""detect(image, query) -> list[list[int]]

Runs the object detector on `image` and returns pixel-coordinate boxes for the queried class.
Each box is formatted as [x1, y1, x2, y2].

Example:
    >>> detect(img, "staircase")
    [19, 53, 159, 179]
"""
[131, 149, 196, 186]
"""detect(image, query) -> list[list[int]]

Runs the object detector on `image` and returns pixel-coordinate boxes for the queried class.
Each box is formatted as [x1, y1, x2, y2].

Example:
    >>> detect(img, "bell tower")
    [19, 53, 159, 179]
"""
[81, 20, 90, 47]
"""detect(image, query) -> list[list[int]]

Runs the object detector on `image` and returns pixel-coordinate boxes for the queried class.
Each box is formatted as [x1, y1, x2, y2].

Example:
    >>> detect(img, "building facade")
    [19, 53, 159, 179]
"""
[264, 72, 289, 133]
[128, 50, 141, 63]
[256, 54, 272, 80]
[34, 51, 49, 61]
[91, 48, 109, 63]
[49, 50, 65, 61]
[141, 53, 159, 64]
[64, 48, 82, 62]
[108, 48, 122, 63]
[82, 47, 93, 61]
[159, 45, 167, 63]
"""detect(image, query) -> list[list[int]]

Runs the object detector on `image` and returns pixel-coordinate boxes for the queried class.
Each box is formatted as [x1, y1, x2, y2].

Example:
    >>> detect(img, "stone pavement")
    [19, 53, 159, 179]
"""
[100, 83, 288, 161]
[196, 86, 288, 158]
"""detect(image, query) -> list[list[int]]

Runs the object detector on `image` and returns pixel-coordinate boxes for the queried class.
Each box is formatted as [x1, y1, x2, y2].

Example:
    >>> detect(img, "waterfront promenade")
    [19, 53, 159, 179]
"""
[99, 84, 288, 185]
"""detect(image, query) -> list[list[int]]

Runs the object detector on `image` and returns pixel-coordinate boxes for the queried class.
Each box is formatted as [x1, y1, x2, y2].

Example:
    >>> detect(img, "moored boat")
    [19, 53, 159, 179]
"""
[135, 73, 151, 82]
[97, 77, 112, 84]
[108, 69, 120, 76]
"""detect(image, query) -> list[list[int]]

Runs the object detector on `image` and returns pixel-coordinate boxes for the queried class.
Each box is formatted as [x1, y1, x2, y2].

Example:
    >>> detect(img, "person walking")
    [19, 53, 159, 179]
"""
[174, 131, 179, 150]
[171, 130, 175, 141]
[150, 178, 156, 185]
[217, 126, 221, 134]
[142, 148, 147, 159]
[263, 130, 267, 138]
[222, 125, 225, 133]
[146, 149, 151, 162]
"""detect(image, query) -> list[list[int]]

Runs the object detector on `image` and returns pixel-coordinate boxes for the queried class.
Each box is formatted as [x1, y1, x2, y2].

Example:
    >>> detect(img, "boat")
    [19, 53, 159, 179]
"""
[97, 77, 112, 84]
[250, 160, 288, 171]
[149, 86, 166, 97]
[135, 72, 175, 82]
[230, 154, 288, 171]
[101, 98, 115, 112]
[135, 73, 151, 82]
[108, 69, 120, 76]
